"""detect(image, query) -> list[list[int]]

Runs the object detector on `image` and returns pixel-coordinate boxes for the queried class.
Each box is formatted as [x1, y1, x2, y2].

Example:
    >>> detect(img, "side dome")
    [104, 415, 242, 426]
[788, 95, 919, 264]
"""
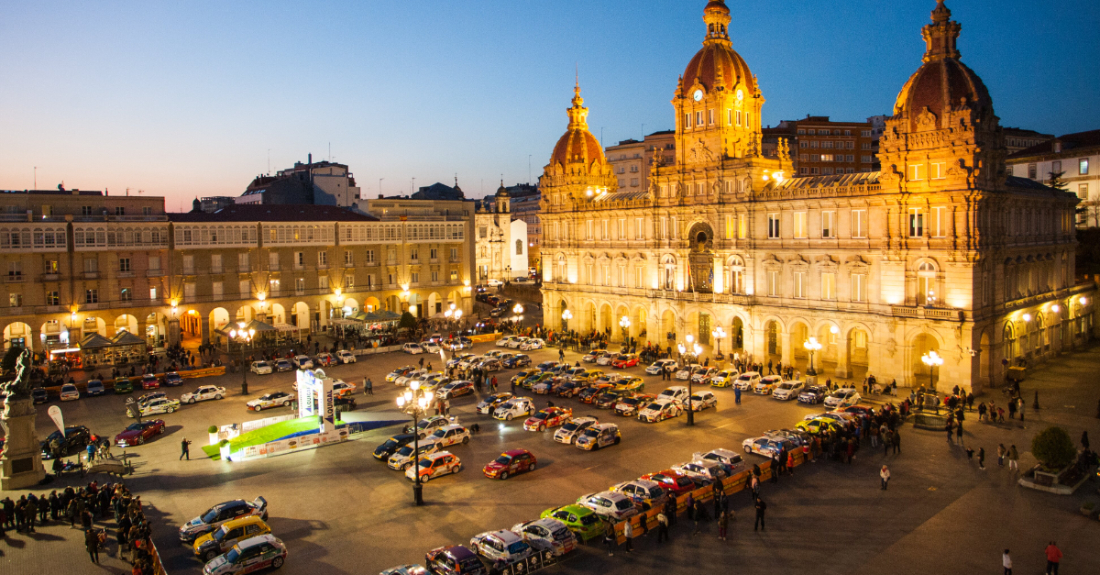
[680, 0, 756, 97]
[495, 180, 510, 198]
[547, 84, 608, 169]
[893, 1, 993, 131]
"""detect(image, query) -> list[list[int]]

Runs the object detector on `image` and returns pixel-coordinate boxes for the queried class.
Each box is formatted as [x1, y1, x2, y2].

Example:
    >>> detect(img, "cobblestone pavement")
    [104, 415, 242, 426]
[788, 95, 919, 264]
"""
[3, 334, 1098, 575]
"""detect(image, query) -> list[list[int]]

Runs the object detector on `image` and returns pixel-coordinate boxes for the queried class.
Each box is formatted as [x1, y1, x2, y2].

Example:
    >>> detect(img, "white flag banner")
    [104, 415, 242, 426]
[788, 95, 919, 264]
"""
[47, 405, 65, 435]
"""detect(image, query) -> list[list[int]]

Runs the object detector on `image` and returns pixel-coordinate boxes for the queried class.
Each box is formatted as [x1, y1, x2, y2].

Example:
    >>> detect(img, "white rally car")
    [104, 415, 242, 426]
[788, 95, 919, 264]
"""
[576, 491, 639, 522]
[519, 338, 545, 351]
[645, 359, 678, 376]
[772, 380, 805, 401]
[249, 361, 273, 375]
[337, 350, 357, 364]
[638, 398, 684, 423]
[246, 391, 296, 411]
[553, 416, 599, 444]
[824, 388, 862, 409]
[403, 343, 424, 355]
[658, 385, 690, 405]
[181, 385, 226, 404]
[387, 438, 442, 470]
[510, 518, 578, 557]
[734, 371, 763, 391]
[688, 390, 718, 411]
[469, 529, 533, 566]
[139, 397, 181, 416]
[427, 424, 471, 447]
[493, 397, 536, 421]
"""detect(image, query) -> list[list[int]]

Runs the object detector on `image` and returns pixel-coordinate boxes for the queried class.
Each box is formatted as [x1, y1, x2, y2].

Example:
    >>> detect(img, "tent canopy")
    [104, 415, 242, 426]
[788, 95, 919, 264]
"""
[79, 333, 114, 350]
[111, 330, 146, 346]
[214, 319, 277, 336]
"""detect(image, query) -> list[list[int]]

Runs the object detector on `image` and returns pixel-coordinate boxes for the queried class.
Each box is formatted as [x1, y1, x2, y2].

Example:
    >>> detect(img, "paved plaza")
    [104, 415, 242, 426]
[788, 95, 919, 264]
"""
[2, 334, 1099, 575]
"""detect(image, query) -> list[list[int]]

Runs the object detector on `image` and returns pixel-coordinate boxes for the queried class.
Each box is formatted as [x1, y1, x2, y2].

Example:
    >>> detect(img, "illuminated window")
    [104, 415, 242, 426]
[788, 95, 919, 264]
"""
[737, 214, 747, 239]
[821, 272, 835, 300]
[767, 270, 778, 296]
[793, 212, 807, 239]
[1081, 158, 1090, 175]
[794, 272, 805, 298]
[932, 162, 946, 179]
[932, 207, 948, 238]
[909, 208, 924, 238]
[821, 211, 835, 238]
[908, 164, 924, 180]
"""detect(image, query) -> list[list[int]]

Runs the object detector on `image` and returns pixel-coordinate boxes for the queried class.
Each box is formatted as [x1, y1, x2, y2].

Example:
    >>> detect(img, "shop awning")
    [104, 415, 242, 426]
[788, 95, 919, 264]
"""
[273, 323, 302, 333]
[79, 333, 114, 350]
[111, 330, 147, 346]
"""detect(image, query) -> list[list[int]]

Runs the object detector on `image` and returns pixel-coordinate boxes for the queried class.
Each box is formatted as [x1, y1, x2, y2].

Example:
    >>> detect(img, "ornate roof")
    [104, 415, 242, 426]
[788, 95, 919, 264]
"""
[679, 0, 756, 97]
[547, 84, 608, 169]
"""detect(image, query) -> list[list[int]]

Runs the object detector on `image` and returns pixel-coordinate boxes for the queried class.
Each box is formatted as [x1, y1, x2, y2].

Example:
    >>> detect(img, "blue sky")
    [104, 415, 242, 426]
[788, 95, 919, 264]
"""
[1, 0, 1097, 208]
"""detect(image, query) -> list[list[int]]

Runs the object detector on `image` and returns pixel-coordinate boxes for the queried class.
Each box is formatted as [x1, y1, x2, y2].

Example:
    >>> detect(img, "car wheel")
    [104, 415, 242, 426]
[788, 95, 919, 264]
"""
[256, 404, 264, 411]
[500, 471, 509, 480]
[166, 407, 175, 413]
[204, 550, 218, 561]
[188, 398, 196, 404]
[215, 395, 223, 400]
[282, 401, 290, 407]
[506, 414, 513, 421]
[422, 473, 430, 482]
[744, 445, 751, 453]
[592, 443, 600, 451]
[462, 436, 469, 445]
[529, 462, 536, 471]
[137, 436, 145, 445]
[614, 437, 621, 445]
[538, 424, 545, 432]
[272, 556, 284, 569]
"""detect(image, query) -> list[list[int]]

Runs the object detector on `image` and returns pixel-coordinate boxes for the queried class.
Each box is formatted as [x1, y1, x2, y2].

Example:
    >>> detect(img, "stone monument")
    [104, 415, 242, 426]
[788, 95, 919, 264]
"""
[1, 350, 46, 489]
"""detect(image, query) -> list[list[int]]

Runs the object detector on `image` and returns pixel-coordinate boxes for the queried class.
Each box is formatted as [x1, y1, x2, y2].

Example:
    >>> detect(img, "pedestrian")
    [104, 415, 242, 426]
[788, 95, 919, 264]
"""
[892, 428, 901, 454]
[997, 444, 1006, 466]
[85, 528, 101, 563]
[1003, 548, 1012, 575]
[956, 419, 964, 445]
[945, 420, 954, 444]
[978, 447, 986, 470]
[365, 377, 373, 395]
[656, 511, 669, 543]
[180, 438, 192, 460]
[770, 452, 780, 482]
[603, 522, 616, 557]
[1007, 444, 1019, 472]
[622, 519, 633, 552]
[1044, 541, 1062, 575]
[685, 492, 694, 521]
[753, 498, 766, 532]
[718, 510, 728, 541]
[1083, 430, 1091, 451]
[880, 465, 890, 490]
[418, 357, 424, 369]
[86, 442, 96, 463]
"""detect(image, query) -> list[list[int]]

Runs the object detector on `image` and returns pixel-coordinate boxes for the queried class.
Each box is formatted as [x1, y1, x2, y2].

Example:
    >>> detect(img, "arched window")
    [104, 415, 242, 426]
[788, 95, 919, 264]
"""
[661, 256, 677, 290]
[728, 256, 745, 294]
[1002, 323, 1016, 361]
[917, 261, 937, 305]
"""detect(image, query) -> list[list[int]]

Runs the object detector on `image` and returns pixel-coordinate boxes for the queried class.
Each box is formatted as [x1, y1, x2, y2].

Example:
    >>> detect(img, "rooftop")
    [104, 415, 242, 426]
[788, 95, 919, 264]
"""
[1006, 129, 1100, 161]
[168, 204, 378, 223]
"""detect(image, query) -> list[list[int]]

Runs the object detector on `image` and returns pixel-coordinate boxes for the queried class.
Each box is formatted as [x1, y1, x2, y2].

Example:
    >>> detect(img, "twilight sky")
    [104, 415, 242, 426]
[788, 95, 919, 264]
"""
[1, 0, 1097, 209]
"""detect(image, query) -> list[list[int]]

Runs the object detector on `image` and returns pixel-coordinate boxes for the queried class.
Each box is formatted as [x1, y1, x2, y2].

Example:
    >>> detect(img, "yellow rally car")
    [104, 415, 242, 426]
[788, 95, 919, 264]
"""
[795, 417, 841, 436]
[193, 515, 272, 562]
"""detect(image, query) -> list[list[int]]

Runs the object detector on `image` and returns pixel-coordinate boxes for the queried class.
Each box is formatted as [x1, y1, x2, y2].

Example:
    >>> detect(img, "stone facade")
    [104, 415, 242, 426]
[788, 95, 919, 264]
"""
[475, 185, 529, 283]
[538, 0, 1095, 393]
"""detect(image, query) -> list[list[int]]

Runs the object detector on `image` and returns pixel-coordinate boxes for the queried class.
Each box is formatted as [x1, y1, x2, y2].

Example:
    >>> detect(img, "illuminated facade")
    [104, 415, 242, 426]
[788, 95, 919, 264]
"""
[539, 0, 1093, 393]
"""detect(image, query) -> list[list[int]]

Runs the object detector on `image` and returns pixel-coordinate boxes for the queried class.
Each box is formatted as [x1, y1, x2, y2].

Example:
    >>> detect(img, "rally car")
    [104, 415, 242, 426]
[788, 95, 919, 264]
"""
[640, 469, 699, 497]
[274, 359, 293, 372]
[673, 459, 729, 482]
[574, 423, 621, 451]
[373, 434, 415, 461]
[164, 372, 184, 387]
[402, 343, 424, 355]
[523, 407, 573, 431]
[201, 534, 285, 575]
[114, 419, 166, 447]
[427, 425, 471, 447]
[754, 375, 782, 395]
[688, 390, 719, 411]
[611, 354, 639, 369]
[576, 491, 639, 522]
[141, 373, 160, 390]
[330, 380, 357, 398]
[438, 380, 475, 400]
[420, 340, 441, 354]
[424, 546, 485, 575]
[539, 505, 606, 543]
[193, 516, 272, 562]
[553, 416, 599, 444]
[59, 383, 80, 401]
[594, 352, 616, 366]
[86, 379, 106, 396]
[691, 367, 719, 385]
[638, 398, 684, 423]
[483, 449, 537, 480]
[611, 479, 669, 508]
[387, 366, 416, 383]
[824, 388, 862, 409]
[732, 371, 761, 390]
[657, 385, 690, 405]
[674, 364, 701, 380]
[510, 518, 577, 556]
[292, 355, 314, 369]
[493, 397, 536, 421]
[502, 354, 532, 368]
[476, 393, 514, 414]
[772, 380, 805, 400]
[182, 385, 226, 404]
[395, 370, 427, 387]
[519, 338, 545, 351]
[404, 416, 458, 439]
[388, 439, 442, 470]
[796, 417, 842, 436]
[645, 359, 678, 375]
[613, 394, 656, 417]
[337, 350, 357, 364]
[496, 335, 518, 347]
[139, 397, 181, 416]
[742, 436, 796, 457]
[469, 530, 532, 566]
[405, 451, 462, 482]
[179, 497, 268, 543]
[315, 353, 337, 367]
[246, 391, 295, 411]
[798, 385, 829, 404]
[693, 448, 746, 471]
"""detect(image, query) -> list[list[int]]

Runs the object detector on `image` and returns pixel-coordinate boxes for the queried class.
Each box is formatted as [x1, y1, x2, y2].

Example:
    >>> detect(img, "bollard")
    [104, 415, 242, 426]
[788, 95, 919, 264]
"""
[1032, 390, 1040, 410]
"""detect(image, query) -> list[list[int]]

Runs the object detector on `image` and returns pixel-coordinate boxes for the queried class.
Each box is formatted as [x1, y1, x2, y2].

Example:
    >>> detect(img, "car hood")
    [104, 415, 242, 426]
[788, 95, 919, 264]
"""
[115, 430, 141, 439]
[484, 461, 506, 471]
[204, 555, 227, 572]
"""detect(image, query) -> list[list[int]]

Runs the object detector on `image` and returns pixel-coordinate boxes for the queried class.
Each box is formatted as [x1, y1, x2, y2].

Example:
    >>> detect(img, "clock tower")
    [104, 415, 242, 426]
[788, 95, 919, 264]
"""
[673, 0, 764, 166]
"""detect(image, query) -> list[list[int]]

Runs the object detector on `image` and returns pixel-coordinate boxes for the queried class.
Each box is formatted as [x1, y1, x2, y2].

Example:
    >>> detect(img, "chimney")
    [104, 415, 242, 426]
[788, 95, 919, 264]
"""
[308, 153, 312, 165]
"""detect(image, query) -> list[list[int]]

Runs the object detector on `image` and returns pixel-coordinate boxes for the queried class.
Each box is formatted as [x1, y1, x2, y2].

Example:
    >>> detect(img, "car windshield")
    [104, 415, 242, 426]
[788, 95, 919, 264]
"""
[561, 422, 580, 431]
[494, 455, 512, 465]
[507, 541, 529, 554]
[212, 525, 231, 541]
[260, 394, 274, 400]
[224, 547, 241, 563]
[430, 430, 446, 438]
[532, 412, 548, 420]
[614, 499, 633, 510]
[581, 428, 600, 438]
[200, 508, 220, 524]
[690, 394, 702, 401]
[417, 458, 433, 468]
[396, 446, 414, 457]
[580, 513, 599, 525]
[379, 438, 399, 450]
[779, 383, 794, 390]
[125, 423, 143, 431]
[645, 403, 662, 410]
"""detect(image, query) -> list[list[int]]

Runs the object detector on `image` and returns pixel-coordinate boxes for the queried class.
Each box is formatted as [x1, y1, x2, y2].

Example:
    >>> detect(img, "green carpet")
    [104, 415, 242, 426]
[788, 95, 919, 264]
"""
[201, 417, 344, 459]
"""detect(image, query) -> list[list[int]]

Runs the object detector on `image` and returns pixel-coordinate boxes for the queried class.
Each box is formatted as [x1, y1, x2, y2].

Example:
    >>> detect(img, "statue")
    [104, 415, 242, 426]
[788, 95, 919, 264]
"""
[1, 349, 34, 398]
[1, 348, 46, 488]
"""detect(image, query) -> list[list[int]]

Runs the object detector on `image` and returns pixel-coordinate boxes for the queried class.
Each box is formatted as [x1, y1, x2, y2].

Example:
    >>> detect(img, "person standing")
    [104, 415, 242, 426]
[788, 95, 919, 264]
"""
[956, 419, 964, 445]
[880, 465, 890, 490]
[945, 420, 954, 444]
[1002, 549, 1012, 575]
[180, 438, 191, 461]
[364, 377, 373, 395]
[1044, 541, 1062, 575]
[754, 498, 767, 532]
[656, 510, 669, 543]
[603, 522, 616, 557]
[85, 528, 101, 563]
[622, 520, 633, 553]
[892, 428, 901, 454]
[717, 510, 728, 541]
[1083, 430, 1091, 451]
[978, 447, 986, 470]
[1007, 445, 1019, 472]
[997, 444, 1006, 466]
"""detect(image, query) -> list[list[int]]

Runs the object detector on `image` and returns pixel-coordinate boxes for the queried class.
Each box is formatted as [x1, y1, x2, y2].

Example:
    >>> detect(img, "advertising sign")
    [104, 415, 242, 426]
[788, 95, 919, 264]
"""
[47, 405, 65, 435]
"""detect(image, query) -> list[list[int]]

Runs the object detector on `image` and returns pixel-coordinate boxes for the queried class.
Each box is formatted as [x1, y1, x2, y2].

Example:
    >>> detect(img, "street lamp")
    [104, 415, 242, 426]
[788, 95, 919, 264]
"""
[921, 350, 944, 393]
[396, 380, 434, 506]
[803, 337, 823, 377]
[228, 323, 255, 395]
[711, 327, 727, 361]
[676, 340, 702, 426]
[619, 316, 631, 344]
[561, 309, 572, 331]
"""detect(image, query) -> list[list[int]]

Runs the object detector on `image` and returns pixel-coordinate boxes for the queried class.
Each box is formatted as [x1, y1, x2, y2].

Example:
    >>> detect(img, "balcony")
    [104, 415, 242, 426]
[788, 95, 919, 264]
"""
[5, 273, 25, 283]
[890, 305, 964, 322]
[42, 272, 61, 281]
[181, 268, 195, 276]
[268, 263, 280, 272]
[82, 271, 99, 280]
[211, 267, 223, 274]
[116, 268, 134, 278]
[317, 263, 329, 270]
[146, 269, 164, 277]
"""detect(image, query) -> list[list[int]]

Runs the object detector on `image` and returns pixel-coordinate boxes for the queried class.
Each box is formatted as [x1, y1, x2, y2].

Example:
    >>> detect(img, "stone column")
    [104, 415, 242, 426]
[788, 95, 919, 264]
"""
[167, 317, 181, 347]
[834, 338, 851, 379]
[780, 329, 792, 365]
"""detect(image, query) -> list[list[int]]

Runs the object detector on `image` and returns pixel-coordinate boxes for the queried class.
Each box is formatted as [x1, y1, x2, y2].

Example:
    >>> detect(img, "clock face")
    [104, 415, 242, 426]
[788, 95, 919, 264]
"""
[693, 89, 703, 101]
[736, 89, 744, 101]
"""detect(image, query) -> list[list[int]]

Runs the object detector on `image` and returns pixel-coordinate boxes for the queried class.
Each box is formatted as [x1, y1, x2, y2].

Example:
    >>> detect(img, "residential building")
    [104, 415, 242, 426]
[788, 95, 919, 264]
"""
[1003, 127, 1055, 155]
[763, 116, 878, 175]
[606, 131, 676, 196]
[239, 156, 361, 207]
[538, 0, 1093, 394]
[1006, 130, 1100, 227]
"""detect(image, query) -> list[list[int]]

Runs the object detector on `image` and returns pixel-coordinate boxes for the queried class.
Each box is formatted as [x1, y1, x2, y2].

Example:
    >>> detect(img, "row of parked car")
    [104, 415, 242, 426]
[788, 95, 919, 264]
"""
[30, 371, 186, 404]
[249, 350, 359, 375]
[175, 496, 286, 575]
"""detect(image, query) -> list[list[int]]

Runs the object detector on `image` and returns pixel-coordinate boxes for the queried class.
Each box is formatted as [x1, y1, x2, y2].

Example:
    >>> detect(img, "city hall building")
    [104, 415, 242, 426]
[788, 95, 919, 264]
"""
[539, 1, 1094, 393]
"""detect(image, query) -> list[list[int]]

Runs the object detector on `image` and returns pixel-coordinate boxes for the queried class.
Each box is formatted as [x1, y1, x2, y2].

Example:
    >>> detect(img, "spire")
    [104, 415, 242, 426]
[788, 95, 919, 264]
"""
[567, 82, 589, 129]
[922, 0, 961, 62]
[702, 0, 732, 47]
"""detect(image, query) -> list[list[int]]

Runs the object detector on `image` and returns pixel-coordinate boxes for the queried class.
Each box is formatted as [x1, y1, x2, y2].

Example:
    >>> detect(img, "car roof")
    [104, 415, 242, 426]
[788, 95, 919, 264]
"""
[237, 534, 280, 549]
[592, 423, 617, 430]
[503, 448, 530, 456]
[741, 371, 761, 377]
[221, 515, 266, 529]
[483, 530, 523, 544]
[439, 424, 465, 432]
[426, 451, 454, 460]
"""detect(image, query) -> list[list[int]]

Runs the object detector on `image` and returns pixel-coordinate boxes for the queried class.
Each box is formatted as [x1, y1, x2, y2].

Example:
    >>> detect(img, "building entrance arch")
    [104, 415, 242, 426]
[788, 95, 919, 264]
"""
[4, 322, 34, 351]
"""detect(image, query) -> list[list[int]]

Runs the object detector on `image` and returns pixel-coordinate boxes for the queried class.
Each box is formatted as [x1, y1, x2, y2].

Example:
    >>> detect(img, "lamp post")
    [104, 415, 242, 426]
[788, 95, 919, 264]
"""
[677, 338, 701, 426]
[619, 316, 631, 345]
[512, 304, 524, 330]
[228, 323, 255, 395]
[803, 337, 822, 377]
[921, 350, 944, 394]
[711, 327, 726, 361]
[561, 309, 572, 332]
[396, 380, 434, 506]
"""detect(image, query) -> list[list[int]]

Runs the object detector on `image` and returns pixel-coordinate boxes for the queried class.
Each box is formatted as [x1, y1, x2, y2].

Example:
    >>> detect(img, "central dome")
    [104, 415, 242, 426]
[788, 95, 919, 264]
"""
[679, 0, 756, 97]
[548, 84, 607, 169]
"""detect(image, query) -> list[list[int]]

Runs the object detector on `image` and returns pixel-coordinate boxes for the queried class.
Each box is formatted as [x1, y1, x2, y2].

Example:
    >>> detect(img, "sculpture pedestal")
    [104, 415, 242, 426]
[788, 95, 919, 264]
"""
[0, 399, 45, 490]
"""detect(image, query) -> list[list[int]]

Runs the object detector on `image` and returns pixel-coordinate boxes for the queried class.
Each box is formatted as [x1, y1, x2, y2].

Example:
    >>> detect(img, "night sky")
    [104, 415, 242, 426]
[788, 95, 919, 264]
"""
[2, 0, 1097, 207]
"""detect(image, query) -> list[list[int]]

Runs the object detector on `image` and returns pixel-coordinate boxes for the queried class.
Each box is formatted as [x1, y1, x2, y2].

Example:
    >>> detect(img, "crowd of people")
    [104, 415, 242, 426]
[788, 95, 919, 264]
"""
[0, 481, 161, 573]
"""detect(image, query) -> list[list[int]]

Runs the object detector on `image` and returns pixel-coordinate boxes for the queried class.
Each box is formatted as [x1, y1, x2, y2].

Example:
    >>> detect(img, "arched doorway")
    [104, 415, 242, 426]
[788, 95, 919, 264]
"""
[598, 303, 613, 335]
[291, 302, 310, 329]
[145, 312, 167, 348]
[365, 297, 381, 313]
[208, 308, 230, 335]
[114, 314, 138, 336]
[270, 303, 286, 325]
[789, 322, 810, 371]
[41, 320, 69, 348]
[764, 320, 782, 360]
[4, 322, 34, 350]
[697, 312, 712, 345]
[730, 316, 745, 352]
[911, 332, 940, 390]
[846, 327, 870, 381]
[343, 298, 359, 318]
[1002, 323, 1016, 363]
[687, 222, 715, 293]
[428, 292, 441, 316]
[82, 316, 107, 338]
[632, 306, 648, 340]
